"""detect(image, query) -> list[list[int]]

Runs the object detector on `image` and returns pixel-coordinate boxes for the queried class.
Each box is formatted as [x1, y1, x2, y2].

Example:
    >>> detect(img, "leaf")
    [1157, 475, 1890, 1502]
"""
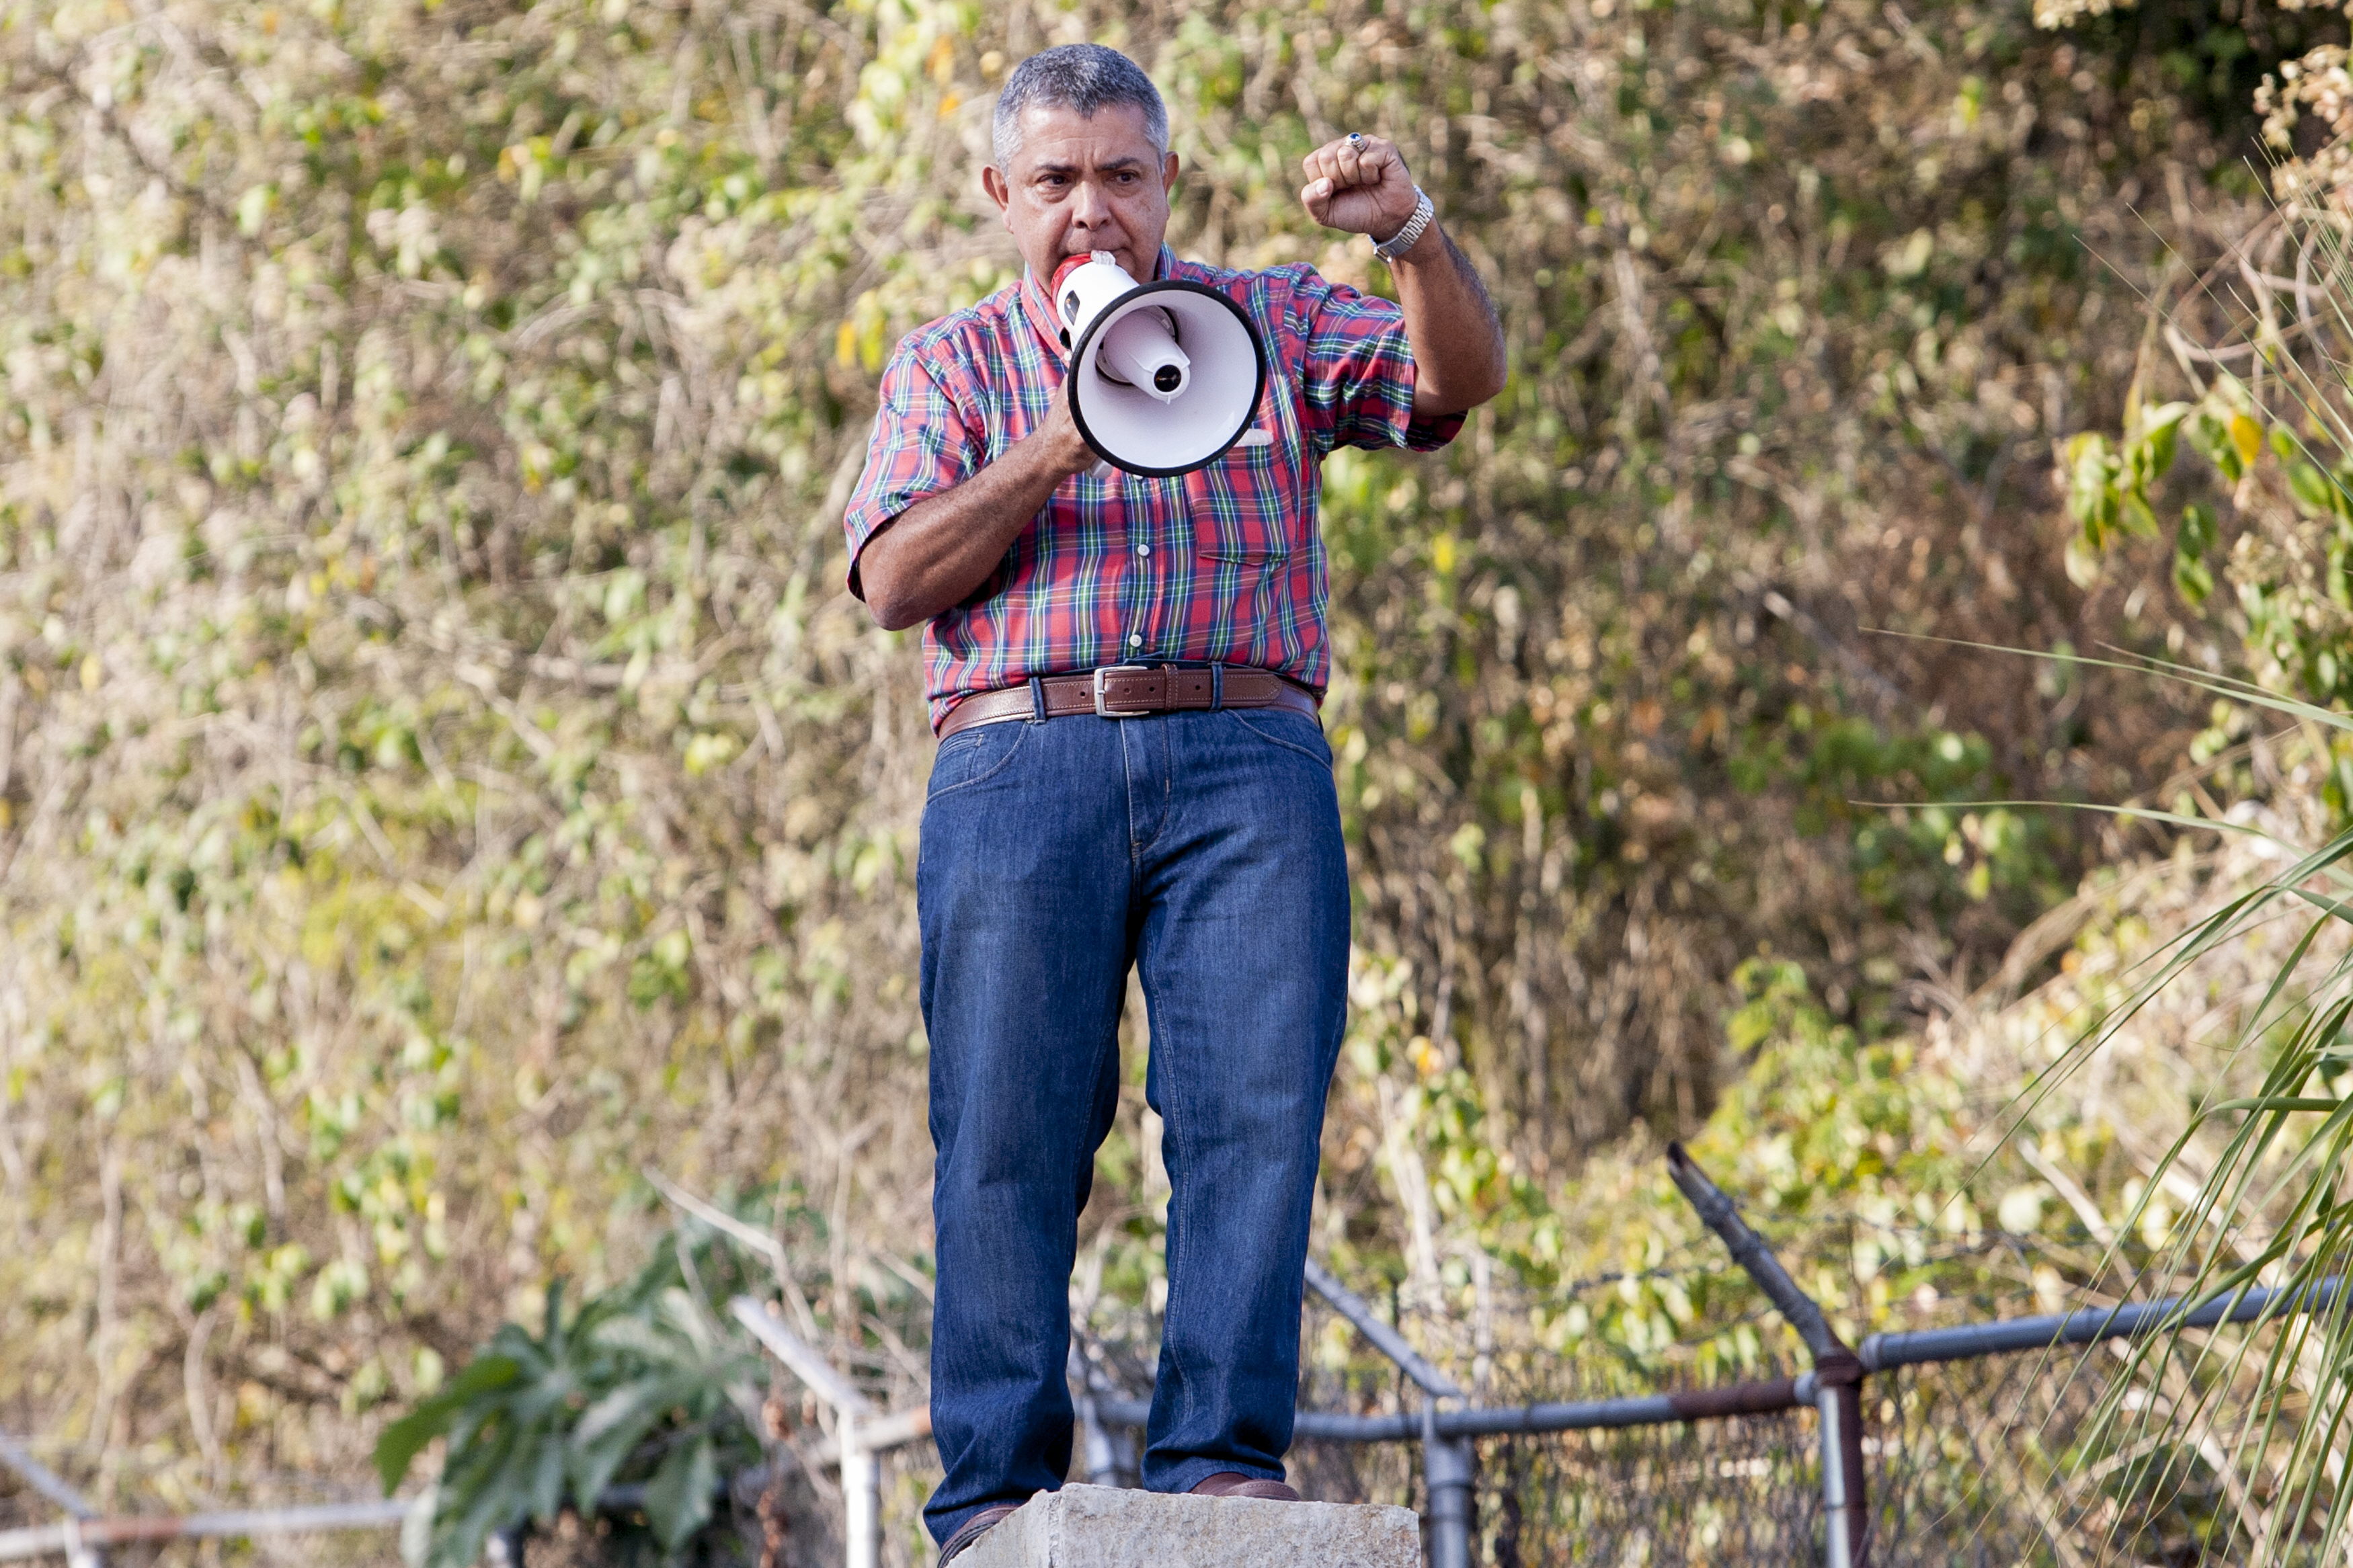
[2178, 501, 2218, 559]
[2290, 461, 2335, 515]
[2187, 406, 2247, 481]
[645, 1430, 719, 1550]
[374, 1356, 522, 1493]
[2064, 431, 2117, 529]
[374, 1411, 450, 1497]
[2173, 552, 2214, 606]
[2065, 534, 2103, 589]
[235, 183, 275, 235]
[2128, 400, 2188, 483]
[430, 1424, 528, 1568]
[566, 1378, 677, 1510]
[524, 1434, 566, 1527]
[2229, 412, 2264, 470]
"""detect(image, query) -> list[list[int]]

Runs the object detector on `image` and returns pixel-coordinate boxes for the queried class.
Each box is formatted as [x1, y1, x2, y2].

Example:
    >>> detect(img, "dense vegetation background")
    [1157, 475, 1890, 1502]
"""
[4, 0, 2348, 1558]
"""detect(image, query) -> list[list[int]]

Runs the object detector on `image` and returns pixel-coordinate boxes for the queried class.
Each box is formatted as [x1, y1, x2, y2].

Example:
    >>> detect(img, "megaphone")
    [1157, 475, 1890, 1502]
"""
[1051, 252, 1269, 477]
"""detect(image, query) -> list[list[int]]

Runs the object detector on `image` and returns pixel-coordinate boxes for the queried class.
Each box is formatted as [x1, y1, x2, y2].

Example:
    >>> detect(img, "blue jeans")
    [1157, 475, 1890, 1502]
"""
[917, 702, 1350, 1546]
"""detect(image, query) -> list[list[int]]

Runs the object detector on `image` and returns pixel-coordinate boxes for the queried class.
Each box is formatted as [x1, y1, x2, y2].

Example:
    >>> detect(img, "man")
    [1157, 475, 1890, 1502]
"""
[840, 42, 1505, 1563]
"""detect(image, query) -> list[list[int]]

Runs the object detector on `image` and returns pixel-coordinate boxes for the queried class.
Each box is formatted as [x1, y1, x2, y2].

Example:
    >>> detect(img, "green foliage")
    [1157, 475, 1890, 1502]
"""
[374, 1354, 523, 1503]
[1337, 948, 2056, 1387]
[1753, 715, 2065, 932]
[2066, 358, 2353, 708]
[2030, 673, 2353, 1553]
[376, 1238, 766, 1568]
[0, 0, 2302, 1534]
[2032, 16, 2353, 1516]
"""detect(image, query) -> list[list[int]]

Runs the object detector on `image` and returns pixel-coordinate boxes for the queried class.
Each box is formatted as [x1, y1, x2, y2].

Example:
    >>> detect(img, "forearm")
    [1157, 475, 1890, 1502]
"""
[1391, 224, 1505, 416]
[859, 433, 1079, 630]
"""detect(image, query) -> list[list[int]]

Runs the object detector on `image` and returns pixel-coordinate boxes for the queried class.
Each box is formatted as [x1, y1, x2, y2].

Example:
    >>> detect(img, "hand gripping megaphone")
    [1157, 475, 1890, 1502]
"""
[1051, 251, 1270, 477]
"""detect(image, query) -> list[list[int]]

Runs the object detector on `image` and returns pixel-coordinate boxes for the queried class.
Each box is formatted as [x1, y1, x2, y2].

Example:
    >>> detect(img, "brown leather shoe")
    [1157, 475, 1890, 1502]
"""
[1189, 1471, 1302, 1501]
[938, 1503, 1023, 1565]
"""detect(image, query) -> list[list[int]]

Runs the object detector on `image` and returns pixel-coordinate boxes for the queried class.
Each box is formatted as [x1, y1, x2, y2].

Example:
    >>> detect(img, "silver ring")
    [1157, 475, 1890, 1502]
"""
[1346, 132, 1364, 146]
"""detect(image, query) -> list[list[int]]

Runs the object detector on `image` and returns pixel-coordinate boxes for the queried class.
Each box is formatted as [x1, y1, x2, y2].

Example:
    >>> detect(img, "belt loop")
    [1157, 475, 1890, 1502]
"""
[1027, 675, 1048, 723]
[1210, 663, 1225, 712]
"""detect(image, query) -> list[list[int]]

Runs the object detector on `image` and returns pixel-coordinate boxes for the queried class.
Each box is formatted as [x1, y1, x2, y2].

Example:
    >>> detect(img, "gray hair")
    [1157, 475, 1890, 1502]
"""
[990, 44, 1168, 170]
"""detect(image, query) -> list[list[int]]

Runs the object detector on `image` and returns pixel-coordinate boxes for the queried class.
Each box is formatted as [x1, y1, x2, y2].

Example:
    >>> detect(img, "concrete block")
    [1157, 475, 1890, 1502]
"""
[953, 1483, 1421, 1568]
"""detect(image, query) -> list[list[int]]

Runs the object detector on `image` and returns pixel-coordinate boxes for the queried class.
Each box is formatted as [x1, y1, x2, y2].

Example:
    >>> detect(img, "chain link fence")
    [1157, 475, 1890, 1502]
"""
[4, 1175, 2333, 1567]
[0, 1315, 2305, 1568]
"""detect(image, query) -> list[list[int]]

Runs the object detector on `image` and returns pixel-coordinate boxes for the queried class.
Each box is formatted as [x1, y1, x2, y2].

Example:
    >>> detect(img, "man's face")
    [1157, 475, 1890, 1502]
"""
[983, 102, 1179, 286]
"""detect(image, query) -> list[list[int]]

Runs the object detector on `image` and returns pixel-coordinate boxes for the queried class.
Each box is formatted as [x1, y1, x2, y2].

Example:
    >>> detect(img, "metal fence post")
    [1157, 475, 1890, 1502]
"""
[54, 1524, 95, 1568]
[1305, 1258, 1474, 1568]
[0, 1434, 101, 1568]
[730, 1298, 885, 1568]
[1070, 1344, 1139, 1489]
[838, 1423, 879, 1568]
[1802, 1354, 1867, 1568]
[1668, 1145, 1868, 1568]
[1419, 1405, 1476, 1568]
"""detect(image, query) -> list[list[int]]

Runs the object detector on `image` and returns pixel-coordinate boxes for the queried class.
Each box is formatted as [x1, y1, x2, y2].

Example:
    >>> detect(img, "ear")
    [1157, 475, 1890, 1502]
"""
[1161, 151, 1180, 197]
[982, 164, 1010, 219]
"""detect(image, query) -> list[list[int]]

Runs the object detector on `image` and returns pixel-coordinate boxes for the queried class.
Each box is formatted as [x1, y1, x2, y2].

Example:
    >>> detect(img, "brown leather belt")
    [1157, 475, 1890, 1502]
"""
[936, 664, 1320, 739]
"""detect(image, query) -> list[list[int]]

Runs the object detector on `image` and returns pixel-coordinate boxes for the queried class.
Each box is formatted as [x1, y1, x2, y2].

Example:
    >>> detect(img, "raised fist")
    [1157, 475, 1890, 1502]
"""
[1299, 133, 1419, 243]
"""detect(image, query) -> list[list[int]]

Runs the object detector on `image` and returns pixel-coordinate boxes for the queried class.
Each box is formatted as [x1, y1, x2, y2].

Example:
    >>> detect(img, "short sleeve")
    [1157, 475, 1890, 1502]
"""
[1293, 268, 1466, 454]
[840, 343, 984, 599]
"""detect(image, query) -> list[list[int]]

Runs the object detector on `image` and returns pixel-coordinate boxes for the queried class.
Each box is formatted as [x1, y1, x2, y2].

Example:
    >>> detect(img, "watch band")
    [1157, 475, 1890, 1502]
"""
[1372, 185, 1436, 262]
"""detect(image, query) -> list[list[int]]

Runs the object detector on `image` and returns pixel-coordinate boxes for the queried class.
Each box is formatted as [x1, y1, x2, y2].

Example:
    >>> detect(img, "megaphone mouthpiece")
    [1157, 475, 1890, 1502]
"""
[1050, 251, 1107, 291]
[1052, 252, 1139, 348]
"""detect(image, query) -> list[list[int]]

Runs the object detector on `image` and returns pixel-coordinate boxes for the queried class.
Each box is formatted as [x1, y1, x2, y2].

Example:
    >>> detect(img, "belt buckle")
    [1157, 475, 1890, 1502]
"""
[1092, 664, 1153, 718]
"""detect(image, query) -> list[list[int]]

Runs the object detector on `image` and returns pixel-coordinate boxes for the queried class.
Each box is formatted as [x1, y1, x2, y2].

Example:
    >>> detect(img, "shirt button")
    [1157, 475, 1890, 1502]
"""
[1137, 544, 1150, 557]
[1127, 634, 1142, 649]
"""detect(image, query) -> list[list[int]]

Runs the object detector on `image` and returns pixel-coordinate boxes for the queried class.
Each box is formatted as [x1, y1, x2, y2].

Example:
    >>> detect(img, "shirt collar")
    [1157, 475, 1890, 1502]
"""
[1021, 246, 1179, 360]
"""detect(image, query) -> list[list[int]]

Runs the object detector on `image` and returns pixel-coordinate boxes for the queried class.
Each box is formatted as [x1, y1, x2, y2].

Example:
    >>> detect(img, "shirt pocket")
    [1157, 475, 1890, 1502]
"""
[1187, 429, 1297, 561]
[1194, 537, 1292, 665]
[1186, 390, 1304, 660]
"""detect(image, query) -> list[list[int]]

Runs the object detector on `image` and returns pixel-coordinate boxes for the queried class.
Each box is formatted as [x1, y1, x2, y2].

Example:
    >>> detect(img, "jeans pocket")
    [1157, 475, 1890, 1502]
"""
[1227, 707, 1332, 766]
[925, 721, 1032, 800]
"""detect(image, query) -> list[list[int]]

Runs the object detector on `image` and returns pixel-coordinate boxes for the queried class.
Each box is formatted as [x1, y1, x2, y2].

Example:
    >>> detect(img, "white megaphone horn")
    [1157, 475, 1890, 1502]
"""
[1051, 251, 1271, 477]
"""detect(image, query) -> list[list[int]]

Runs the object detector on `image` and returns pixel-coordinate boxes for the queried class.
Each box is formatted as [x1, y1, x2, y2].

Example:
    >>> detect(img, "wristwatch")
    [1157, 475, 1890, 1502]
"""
[1372, 185, 1436, 263]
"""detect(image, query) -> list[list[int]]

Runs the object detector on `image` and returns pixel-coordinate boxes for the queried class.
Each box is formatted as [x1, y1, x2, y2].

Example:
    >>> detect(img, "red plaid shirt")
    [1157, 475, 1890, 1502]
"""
[842, 247, 1462, 729]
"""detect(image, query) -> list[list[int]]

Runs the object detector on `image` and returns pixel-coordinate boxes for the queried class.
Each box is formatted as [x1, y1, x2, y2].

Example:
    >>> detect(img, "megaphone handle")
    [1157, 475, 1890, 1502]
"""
[1090, 458, 1116, 480]
[1236, 428, 1273, 448]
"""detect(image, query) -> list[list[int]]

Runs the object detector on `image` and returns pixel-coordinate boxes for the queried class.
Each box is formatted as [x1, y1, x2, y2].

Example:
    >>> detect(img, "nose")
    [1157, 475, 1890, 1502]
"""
[1069, 176, 1111, 233]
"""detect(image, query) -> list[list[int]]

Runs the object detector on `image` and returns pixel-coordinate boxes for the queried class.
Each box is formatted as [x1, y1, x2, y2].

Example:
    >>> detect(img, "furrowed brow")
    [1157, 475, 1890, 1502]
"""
[1029, 156, 1148, 178]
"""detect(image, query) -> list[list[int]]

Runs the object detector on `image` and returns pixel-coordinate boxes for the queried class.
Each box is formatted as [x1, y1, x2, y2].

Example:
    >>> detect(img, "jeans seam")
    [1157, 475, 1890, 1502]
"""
[1121, 720, 1175, 860]
[1224, 708, 1331, 766]
[1155, 995, 1199, 1463]
[925, 723, 1033, 802]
